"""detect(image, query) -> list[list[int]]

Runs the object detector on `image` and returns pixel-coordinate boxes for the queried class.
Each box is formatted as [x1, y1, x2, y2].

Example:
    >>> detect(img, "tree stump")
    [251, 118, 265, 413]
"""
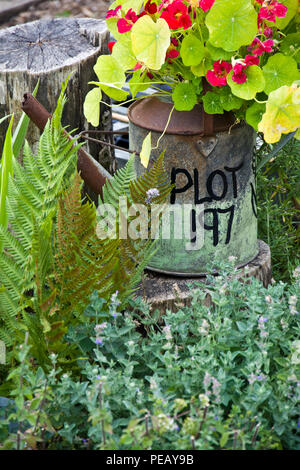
[135, 240, 272, 315]
[0, 18, 113, 176]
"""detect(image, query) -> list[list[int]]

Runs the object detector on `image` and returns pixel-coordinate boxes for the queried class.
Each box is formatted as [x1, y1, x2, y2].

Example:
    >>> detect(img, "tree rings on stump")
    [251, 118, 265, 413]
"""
[0, 18, 113, 177]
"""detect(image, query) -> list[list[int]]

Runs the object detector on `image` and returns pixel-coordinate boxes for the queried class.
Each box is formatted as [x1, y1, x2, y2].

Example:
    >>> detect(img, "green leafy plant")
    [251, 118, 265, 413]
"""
[0, 79, 39, 251]
[257, 137, 300, 282]
[0, 79, 172, 377]
[1, 260, 299, 450]
[84, 0, 300, 144]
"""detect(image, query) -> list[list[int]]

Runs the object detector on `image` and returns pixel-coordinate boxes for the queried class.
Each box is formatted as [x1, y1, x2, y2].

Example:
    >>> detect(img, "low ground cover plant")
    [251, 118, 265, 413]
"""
[0, 260, 299, 449]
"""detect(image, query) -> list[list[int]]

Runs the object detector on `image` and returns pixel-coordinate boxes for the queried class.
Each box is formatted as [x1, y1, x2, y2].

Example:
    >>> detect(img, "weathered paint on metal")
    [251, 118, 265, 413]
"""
[129, 97, 258, 276]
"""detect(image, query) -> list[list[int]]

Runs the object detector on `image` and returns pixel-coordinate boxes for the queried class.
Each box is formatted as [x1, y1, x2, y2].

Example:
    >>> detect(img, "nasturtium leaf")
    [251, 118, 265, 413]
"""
[191, 55, 213, 77]
[205, 0, 257, 52]
[192, 77, 203, 95]
[93, 55, 128, 101]
[219, 87, 243, 111]
[202, 92, 224, 114]
[206, 42, 232, 61]
[245, 101, 266, 131]
[280, 33, 300, 63]
[180, 35, 205, 66]
[262, 53, 300, 95]
[140, 132, 152, 168]
[83, 87, 102, 127]
[227, 65, 265, 100]
[258, 84, 300, 143]
[131, 16, 170, 70]
[129, 70, 151, 99]
[172, 82, 197, 111]
[112, 41, 136, 70]
[109, 0, 143, 13]
[273, 0, 298, 29]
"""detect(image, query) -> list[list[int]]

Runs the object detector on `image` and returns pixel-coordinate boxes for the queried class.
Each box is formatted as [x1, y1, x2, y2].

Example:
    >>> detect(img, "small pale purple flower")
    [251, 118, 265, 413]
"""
[145, 188, 160, 204]
[96, 338, 103, 346]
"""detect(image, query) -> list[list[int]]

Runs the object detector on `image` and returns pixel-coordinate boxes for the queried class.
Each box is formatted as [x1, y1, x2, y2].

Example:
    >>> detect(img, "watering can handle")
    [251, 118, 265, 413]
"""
[21, 93, 110, 197]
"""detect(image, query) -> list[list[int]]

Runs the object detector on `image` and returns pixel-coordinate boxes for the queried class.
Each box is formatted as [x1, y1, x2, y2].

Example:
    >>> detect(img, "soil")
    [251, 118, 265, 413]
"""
[0, 0, 109, 29]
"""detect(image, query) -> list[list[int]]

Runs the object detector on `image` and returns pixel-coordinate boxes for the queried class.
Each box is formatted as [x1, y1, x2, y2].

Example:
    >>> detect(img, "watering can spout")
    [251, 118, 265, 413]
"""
[21, 93, 112, 198]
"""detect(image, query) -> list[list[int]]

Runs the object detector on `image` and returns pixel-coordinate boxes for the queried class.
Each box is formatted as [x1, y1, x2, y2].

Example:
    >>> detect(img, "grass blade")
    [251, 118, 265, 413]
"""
[0, 115, 14, 239]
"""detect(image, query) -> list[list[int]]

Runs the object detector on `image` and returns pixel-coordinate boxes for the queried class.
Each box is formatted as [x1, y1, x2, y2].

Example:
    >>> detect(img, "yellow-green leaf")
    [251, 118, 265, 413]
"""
[131, 16, 170, 70]
[258, 83, 300, 143]
[83, 87, 102, 127]
[112, 41, 137, 70]
[140, 132, 152, 168]
[93, 55, 128, 102]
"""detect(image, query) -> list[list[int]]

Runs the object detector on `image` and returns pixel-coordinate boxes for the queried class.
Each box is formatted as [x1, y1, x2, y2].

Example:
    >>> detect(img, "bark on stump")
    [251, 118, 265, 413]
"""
[135, 240, 272, 315]
[0, 18, 113, 181]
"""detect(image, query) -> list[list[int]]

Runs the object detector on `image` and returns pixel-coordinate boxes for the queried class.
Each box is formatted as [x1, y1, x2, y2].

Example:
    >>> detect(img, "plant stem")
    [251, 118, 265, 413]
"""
[98, 382, 106, 446]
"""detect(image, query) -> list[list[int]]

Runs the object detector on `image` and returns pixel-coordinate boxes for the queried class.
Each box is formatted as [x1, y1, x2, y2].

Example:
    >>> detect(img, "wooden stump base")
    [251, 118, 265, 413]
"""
[0, 18, 113, 182]
[135, 240, 272, 314]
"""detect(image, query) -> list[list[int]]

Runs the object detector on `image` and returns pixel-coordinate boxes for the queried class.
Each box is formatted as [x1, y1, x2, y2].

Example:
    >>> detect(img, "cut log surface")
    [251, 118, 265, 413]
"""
[135, 240, 272, 315]
[0, 18, 113, 176]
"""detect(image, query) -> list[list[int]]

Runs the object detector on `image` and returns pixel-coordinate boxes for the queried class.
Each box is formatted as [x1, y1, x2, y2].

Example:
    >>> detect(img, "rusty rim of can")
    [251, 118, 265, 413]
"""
[128, 96, 237, 137]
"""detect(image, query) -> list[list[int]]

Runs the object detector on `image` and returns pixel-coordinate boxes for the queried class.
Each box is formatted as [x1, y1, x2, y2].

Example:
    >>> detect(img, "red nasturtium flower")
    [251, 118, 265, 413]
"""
[160, 1, 192, 30]
[117, 8, 140, 33]
[257, 0, 287, 26]
[145, 0, 158, 14]
[231, 55, 260, 84]
[263, 26, 273, 37]
[108, 41, 116, 53]
[248, 37, 274, 56]
[106, 4, 122, 18]
[231, 63, 247, 84]
[244, 54, 260, 66]
[206, 60, 232, 87]
[199, 0, 215, 12]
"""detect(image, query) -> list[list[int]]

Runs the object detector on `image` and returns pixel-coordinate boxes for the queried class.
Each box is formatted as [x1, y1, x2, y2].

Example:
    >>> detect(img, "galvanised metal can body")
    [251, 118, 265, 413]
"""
[129, 97, 258, 276]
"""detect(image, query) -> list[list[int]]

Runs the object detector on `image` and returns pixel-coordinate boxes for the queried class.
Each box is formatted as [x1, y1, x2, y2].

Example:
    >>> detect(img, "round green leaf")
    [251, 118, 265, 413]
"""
[180, 35, 205, 66]
[245, 101, 266, 131]
[280, 33, 300, 64]
[205, 0, 257, 52]
[131, 16, 171, 70]
[172, 82, 197, 111]
[191, 55, 213, 77]
[83, 87, 102, 127]
[262, 53, 300, 95]
[93, 55, 128, 101]
[112, 41, 136, 70]
[219, 87, 243, 111]
[273, 0, 298, 29]
[227, 65, 265, 100]
[202, 92, 224, 114]
[206, 42, 232, 61]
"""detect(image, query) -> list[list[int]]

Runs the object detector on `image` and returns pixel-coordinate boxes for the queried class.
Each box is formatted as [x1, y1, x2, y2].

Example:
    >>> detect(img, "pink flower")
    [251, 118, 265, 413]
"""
[263, 27, 273, 38]
[206, 60, 232, 87]
[248, 37, 274, 56]
[160, 1, 192, 30]
[231, 63, 247, 84]
[117, 8, 139, 33]
[244, 54, 260, 66]
[106, 4, 122, 19]
[258, 1, 287, 26]
[133, 62, 143, 70]
[199, 0, 215, 12]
